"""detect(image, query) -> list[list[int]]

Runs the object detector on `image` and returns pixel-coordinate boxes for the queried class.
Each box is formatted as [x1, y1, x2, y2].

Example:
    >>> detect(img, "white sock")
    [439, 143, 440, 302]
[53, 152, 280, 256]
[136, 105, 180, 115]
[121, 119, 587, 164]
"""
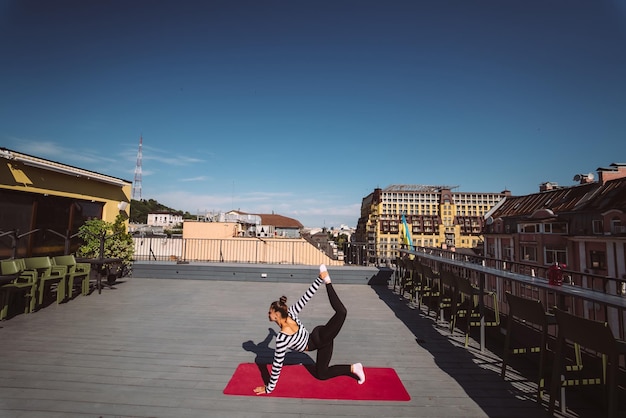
[352, 362, 365, 384]
[319, 264, 331, 284]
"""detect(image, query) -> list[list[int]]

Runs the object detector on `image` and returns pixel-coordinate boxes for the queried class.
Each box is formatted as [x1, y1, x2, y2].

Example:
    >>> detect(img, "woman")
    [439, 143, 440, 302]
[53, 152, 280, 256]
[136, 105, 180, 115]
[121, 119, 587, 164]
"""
[254, 264, 365, 395]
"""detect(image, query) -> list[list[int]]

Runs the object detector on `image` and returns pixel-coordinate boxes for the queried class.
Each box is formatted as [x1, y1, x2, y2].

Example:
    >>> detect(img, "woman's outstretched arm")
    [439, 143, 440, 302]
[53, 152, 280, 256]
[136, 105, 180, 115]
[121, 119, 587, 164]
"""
[289, 276, 323, 317]
[258, 334, 289, 394]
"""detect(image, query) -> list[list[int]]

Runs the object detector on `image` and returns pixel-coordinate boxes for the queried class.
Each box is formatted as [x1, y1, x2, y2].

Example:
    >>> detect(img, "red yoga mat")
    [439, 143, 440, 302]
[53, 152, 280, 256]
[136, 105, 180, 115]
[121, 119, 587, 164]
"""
[223, 363, 411, 401]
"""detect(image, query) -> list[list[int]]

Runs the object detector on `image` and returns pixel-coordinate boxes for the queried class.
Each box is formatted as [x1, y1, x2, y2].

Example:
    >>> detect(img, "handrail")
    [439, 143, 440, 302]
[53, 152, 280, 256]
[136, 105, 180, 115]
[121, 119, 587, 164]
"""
[400, 247, 626, 342]
[0, 228, 81, 258]
[401, 244, 624, 295]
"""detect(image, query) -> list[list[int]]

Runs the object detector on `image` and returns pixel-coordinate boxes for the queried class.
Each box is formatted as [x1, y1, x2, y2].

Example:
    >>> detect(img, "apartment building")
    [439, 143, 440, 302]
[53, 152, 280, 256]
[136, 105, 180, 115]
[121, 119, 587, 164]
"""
[355, 184, 508, 264]
[482, 163, 626, 281]
[147, 212, 183, 228]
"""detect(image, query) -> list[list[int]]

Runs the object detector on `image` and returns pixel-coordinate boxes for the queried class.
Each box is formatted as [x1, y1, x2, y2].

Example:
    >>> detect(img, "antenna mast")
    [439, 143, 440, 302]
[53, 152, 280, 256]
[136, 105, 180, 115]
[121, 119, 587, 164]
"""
[132, 135, 143, 200]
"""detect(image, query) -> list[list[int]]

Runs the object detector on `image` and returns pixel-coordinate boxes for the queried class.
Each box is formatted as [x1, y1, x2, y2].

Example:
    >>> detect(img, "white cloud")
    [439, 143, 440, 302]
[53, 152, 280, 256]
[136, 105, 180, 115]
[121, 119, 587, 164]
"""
[181, 176, 212, 182]
[145, 189, 359, 227]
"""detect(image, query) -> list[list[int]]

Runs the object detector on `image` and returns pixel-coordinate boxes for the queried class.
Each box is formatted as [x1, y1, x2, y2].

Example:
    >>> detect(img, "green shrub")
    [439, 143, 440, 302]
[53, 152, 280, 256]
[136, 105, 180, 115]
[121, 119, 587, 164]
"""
[77, 214, 134, 267]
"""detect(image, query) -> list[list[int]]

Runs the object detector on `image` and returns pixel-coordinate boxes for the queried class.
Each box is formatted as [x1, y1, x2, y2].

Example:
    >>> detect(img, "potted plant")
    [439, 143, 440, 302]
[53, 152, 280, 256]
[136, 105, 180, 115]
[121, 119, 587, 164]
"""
[77, 214, 134, 283]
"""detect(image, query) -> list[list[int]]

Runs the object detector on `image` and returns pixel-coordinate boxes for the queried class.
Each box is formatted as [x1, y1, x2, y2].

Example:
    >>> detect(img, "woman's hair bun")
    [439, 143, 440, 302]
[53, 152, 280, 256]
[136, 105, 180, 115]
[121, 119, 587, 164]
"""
[279, 295, 287, 305]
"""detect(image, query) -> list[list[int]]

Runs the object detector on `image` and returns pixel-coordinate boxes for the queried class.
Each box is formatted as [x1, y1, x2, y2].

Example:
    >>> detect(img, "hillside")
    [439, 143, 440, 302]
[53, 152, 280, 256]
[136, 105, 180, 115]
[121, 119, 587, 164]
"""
[129, 199, 195, 224]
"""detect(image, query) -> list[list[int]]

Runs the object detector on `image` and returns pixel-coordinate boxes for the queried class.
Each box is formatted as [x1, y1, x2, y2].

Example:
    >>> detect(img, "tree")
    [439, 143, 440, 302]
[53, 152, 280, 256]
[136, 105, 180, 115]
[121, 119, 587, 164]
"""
[328, 232, 349, 249]
[129, 198, 195, 224]
[77, 214, 134, 267]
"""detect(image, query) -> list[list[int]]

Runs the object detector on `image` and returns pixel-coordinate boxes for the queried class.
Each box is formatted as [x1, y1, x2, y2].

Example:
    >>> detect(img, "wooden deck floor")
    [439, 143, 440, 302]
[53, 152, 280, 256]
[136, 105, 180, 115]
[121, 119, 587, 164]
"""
[0, 276, 603, 418]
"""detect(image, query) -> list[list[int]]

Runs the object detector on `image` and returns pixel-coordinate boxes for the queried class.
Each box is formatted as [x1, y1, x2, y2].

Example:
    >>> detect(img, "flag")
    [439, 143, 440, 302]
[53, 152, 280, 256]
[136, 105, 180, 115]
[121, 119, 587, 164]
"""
[400, 213, 413, 249]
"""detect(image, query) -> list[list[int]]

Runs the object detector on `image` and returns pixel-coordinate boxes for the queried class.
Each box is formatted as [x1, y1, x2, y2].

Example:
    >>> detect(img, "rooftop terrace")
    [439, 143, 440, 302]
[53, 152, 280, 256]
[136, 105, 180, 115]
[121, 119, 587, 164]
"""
[0, 270, 605, 417]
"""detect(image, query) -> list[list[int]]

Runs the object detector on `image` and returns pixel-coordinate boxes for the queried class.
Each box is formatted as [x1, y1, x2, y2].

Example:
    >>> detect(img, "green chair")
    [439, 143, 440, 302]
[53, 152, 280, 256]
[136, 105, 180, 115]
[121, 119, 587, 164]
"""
[13, 258, 37, 282]
[23, 256, 66, 307]
[549, 309, 626, 418]
[500, 292, 556, 403]
[421, 264, 440, 316]
[392, 257, 404, 291]
[396, 256, 412, 298]
[436, 269, 457, 324]
[401, 257, 417, 305]
[450, 272, 500, 348]
[13, 258, 39, 312]
[0, 259, 37, 319]
[409, 258, 435, 311]
[53, 255, 91, 299]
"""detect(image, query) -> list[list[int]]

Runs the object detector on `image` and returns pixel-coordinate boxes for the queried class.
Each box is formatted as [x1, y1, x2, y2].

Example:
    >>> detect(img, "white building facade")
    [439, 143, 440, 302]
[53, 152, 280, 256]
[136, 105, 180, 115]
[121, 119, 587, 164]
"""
[147, 212, 183, 228]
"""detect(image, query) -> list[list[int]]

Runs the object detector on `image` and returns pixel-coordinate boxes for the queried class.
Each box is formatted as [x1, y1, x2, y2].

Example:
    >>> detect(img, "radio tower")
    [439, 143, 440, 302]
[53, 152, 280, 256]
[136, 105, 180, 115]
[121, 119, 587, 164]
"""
[132, 135, 143, 201]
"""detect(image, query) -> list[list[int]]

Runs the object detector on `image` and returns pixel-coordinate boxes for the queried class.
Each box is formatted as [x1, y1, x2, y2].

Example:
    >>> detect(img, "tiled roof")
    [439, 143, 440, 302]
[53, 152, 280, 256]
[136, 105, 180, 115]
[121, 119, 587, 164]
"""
[581, 177, 626, 212]
[490, 177, 626, 219]
[257, 213, 303, 229]
[227, 210, 304, 228]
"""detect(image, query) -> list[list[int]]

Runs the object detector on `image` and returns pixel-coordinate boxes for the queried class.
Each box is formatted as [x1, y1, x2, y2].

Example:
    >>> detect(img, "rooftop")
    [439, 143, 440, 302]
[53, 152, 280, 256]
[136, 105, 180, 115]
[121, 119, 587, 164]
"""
[0, 272, 603, 417]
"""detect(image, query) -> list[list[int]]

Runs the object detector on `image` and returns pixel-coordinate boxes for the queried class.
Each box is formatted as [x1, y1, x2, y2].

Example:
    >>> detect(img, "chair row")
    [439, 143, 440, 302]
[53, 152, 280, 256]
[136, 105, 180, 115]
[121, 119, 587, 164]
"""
[501, 291, 626, 418]
[0, 255, 91, 320]
[395, 255, 625, 416]
[394, 256, 500, 348]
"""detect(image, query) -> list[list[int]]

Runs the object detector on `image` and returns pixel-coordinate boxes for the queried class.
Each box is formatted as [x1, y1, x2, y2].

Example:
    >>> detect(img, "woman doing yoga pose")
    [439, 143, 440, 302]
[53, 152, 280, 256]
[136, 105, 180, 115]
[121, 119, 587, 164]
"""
[253, 264, 365, 395]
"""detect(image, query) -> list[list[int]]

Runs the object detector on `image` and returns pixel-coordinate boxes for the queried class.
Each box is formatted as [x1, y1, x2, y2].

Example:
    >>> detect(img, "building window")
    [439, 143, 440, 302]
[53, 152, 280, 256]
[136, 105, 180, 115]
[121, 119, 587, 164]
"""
[592, 220, 603, 234]
[590, 250, 606, 269]
[544, 222, 568, 234]
[520, 245, 537, 262]
[545, 248, 567, 265]
[519, 223, 539, 233]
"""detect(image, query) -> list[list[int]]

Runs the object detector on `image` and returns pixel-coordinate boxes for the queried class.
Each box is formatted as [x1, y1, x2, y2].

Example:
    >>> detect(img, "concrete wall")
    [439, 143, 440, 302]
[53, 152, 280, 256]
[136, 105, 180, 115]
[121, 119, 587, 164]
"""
[131, 261, 392, 285]
[183, 221, 239, 238]
[133, 236, 344, 266]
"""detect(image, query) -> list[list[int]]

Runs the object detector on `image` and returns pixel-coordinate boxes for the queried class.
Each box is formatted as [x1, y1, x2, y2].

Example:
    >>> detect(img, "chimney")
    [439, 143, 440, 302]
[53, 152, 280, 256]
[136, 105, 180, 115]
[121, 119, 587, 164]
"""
[597, 163, 626, 184]
[540, 182, 558, 192]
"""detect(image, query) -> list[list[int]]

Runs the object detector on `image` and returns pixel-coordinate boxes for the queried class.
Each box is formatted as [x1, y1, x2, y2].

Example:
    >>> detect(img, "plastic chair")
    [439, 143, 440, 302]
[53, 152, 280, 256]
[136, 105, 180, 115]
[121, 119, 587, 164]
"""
[53, 255, 91, 299]
[421, 263, 440, 316]
[13, 258, 39, 312]
[410, 259, 435, 311]
[436, 269, 457, 324]
[500, 292, 556, 402]
[548, 308, 626, 417]
[406, 258, 423, 308]
[23, 256, 66, 307]
[0, 259, 37, 319]
[392, 257, 407, 291]
[450, 273, 500, 348]
[400, 258, 415, 303]
[394, 257, 407, 295]
[398, 257, 414, 301]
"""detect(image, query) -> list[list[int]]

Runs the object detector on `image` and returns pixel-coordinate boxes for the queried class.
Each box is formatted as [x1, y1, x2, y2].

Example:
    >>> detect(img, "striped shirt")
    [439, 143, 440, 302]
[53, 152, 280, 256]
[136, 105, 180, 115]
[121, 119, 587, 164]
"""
[265, 277, 323, 393]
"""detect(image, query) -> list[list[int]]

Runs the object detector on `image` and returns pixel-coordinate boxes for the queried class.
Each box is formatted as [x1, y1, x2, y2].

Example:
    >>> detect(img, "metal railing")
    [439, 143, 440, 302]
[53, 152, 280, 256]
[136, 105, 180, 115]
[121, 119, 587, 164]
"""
[0, 228, 82, 258]
[397, 245, 626, 341]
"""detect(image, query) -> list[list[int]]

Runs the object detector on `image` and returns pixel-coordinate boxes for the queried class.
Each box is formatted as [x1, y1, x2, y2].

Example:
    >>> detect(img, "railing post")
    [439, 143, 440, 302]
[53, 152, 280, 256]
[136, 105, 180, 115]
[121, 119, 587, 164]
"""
[99, 232, 106, 260]
[479, 271, 486, 352]
[64, 229, 70, 255]
[11, 229, 18, 259]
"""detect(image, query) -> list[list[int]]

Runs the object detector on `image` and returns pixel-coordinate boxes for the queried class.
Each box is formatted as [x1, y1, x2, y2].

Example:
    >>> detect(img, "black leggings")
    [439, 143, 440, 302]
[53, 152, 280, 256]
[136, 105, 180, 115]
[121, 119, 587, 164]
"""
[307, 283, 357, 381]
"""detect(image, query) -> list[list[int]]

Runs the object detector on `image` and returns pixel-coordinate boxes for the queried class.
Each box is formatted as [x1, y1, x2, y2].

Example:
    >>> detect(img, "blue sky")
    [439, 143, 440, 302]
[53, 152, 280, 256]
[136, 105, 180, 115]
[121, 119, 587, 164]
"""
[2, 1, 625, 228]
